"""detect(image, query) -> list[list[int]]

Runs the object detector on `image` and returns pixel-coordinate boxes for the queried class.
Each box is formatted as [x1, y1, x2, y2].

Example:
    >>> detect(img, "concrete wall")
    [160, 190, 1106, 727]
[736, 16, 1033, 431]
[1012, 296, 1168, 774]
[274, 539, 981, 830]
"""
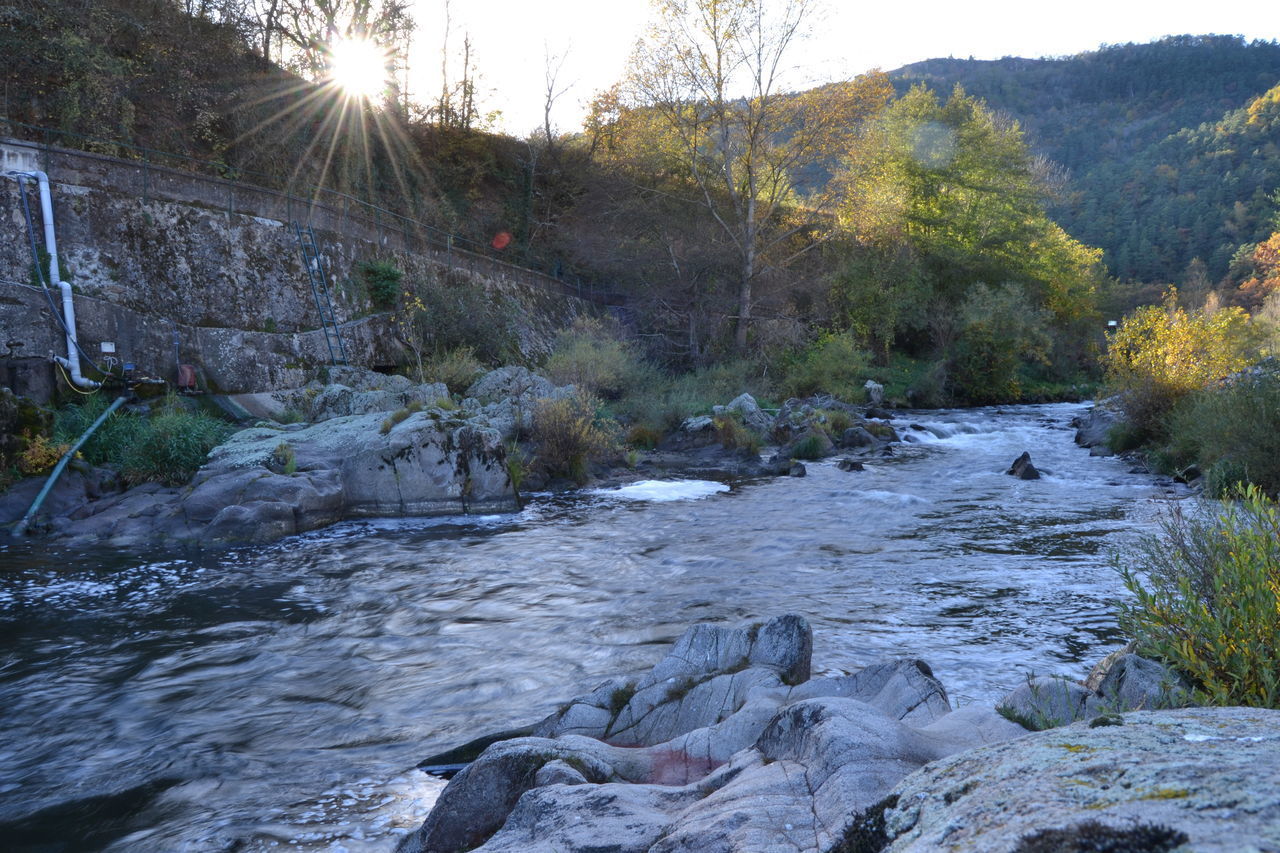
[1, 139, 589, 401]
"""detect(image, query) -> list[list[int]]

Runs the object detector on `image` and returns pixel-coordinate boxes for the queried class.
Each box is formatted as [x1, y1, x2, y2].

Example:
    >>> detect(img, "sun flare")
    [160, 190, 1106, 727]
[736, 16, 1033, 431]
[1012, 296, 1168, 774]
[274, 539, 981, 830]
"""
[328, 37, 389, 102]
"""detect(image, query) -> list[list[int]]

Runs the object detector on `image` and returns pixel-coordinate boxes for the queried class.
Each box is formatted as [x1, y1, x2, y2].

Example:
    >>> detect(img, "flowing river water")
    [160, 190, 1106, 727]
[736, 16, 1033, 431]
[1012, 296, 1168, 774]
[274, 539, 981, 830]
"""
[0, 403, 1186, 851]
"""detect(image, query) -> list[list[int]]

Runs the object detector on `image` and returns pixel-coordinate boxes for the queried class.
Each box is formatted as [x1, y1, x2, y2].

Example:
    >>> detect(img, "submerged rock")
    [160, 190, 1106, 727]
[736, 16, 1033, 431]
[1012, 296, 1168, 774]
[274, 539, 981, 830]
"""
[1006, 451, 1041, 480]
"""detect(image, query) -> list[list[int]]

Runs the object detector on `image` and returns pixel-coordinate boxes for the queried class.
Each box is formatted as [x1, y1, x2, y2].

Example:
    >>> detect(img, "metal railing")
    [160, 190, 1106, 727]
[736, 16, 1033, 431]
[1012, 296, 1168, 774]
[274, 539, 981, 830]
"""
[0, 118, 626, 305]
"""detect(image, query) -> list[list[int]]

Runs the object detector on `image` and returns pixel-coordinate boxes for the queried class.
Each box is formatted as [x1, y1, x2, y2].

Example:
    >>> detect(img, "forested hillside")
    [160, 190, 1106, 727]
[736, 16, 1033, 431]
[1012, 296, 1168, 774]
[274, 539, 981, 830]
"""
[891, 36, 1280, 284]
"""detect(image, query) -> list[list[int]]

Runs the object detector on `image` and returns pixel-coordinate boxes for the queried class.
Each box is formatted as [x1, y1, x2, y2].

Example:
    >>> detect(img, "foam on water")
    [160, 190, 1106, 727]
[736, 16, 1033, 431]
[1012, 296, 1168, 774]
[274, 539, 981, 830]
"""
[591, 479, 730, 502]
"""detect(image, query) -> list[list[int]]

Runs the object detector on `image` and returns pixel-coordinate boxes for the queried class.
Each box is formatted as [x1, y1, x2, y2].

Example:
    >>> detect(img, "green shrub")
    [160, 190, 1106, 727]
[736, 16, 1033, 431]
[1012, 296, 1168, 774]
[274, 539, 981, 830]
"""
[949, 283, 1050, 405]
[713, 415, 761, 454]
[1116, 486, 1280, 709]
[504, 441, 530, 507]
[779, 331, 871, 402]
[124, 406, 232, 486]
[397, 270, 521, 365]
[790, 433, 828, 460]
[359, 259, 404, 308]
[1162, 372, 1280, 496]
[420, 346, 484, 394]
[818, 409, 853, 436]
[531, 393, 620, 485]
[380, 405, 417, 435]
[54, 395, 232, 486]
[271, 441, 297, 475]
[545, 318, 653, 400]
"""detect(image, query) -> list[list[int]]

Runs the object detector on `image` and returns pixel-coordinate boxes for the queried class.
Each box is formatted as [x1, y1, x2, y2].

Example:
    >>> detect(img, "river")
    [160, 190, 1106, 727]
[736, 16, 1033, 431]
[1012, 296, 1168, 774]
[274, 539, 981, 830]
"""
[0, 402, 1184, 851]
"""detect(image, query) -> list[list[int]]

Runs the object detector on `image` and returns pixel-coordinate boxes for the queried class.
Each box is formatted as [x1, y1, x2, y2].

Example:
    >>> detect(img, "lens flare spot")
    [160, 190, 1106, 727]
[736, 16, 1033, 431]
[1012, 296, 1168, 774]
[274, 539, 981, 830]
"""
[328, 37, 389, 102]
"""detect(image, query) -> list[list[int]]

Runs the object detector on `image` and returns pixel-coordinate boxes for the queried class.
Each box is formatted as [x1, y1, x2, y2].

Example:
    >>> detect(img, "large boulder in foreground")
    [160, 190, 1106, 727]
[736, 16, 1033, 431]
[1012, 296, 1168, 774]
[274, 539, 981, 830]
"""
[396, 615, 1026, 853]
[879, 707, 1280, 852]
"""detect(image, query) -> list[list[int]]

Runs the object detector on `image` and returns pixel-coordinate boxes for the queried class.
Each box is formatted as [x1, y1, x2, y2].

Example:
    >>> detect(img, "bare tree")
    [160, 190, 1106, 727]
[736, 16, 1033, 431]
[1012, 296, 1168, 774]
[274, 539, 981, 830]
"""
[621, 0, 888, 350]
[542, 42, 573, 146]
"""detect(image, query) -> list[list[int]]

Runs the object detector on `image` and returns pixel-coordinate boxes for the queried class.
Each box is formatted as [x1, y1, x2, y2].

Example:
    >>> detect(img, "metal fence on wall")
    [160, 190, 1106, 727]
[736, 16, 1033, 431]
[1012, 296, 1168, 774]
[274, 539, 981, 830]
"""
[0, 119, 622, 305]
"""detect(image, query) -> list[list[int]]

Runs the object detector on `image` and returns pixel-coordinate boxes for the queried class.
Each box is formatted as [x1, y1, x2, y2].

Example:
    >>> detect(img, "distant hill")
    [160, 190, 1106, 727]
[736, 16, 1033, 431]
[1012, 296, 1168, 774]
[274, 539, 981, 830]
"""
[890, 35, 1280, 283]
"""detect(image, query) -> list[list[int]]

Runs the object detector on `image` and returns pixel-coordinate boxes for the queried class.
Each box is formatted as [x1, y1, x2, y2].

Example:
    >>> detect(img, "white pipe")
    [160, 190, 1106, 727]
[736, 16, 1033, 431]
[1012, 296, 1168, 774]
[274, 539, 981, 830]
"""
[17, 171, 100, 389]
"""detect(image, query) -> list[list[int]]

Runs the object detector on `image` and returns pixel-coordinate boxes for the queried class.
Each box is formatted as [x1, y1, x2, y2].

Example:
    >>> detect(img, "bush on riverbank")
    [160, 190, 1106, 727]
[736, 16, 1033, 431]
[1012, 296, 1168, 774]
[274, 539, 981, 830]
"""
[531, 393, 620, 484]
[778, 331, 870, 402]
[1117, 487, 1280, 709]
[54, 395, 233, 486]
[1102, 291, 1257, 440]
[545, 318, 655, 400]
[1162, 369, 1280, 495]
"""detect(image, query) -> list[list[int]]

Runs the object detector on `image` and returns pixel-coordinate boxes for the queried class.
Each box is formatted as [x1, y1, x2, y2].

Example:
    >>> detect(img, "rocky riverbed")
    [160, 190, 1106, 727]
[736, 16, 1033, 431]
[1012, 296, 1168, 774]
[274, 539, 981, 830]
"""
[1, 367, 912, 548]
[399, 615, 1279, 853]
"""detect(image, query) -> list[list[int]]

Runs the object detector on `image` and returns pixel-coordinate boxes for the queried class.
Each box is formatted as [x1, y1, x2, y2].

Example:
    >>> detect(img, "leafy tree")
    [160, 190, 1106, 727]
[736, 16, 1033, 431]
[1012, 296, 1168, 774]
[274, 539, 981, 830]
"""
[834, 85, 1101, 361]
[949, 283, 1050, 404]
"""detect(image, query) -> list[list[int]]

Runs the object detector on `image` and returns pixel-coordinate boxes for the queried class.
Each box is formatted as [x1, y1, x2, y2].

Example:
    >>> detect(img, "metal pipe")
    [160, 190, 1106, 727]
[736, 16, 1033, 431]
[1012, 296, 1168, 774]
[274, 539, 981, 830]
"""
[12, 395, 127, 536]
[9, 170, 100, 389]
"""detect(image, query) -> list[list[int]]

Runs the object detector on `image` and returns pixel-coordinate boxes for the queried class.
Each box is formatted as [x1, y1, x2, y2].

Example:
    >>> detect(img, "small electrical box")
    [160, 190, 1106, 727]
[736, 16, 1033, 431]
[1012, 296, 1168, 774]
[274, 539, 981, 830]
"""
[100, 341, 116, 353]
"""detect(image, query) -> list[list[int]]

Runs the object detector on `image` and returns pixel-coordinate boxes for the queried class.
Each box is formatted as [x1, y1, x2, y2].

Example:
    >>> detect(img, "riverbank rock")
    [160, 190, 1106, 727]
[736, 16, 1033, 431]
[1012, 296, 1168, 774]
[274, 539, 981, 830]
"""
[28, 397, 523, 548]
[712, 393, 772, 436]
[879, 707, 1280, 852]
[272, 366, 451, 423]
[396, 615, 1027, 853]
[996, 653, 1194, 730]
[1071, 399, 1121, 456]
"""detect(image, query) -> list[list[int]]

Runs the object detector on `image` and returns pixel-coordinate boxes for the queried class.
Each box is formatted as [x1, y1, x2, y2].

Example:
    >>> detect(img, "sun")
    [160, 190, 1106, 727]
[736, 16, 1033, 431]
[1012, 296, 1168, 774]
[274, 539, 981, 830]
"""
[328, 37, 390, 102]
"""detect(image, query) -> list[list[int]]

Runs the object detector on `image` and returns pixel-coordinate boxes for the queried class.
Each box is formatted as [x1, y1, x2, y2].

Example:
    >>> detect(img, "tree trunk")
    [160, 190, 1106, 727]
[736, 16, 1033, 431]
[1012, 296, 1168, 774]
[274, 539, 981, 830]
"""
[735, 222, 757, 351]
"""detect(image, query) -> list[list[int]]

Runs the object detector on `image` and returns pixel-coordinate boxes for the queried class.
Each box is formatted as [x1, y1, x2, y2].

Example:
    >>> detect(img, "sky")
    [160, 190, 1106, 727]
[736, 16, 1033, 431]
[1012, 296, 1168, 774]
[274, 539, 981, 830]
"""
[408, 0, 1279, 136]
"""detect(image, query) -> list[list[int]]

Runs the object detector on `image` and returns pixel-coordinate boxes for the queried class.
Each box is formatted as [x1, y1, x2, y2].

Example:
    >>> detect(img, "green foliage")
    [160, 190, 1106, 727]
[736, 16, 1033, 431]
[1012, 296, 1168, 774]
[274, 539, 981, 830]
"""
[1117, 487, 1280, 709]
[712, 415, 761, 455]
[531, 393, 620, 485]
[948, 283, 1051, 404]
[608, 359, 773, 435]
[892, 36, 1280, 284]
[789, 433, 828, 461]
[420, 347, 484, 395]
[380, 404, 420, 435]
[359, 260, 404, 308]
[53, 395, 230, 486]
[545, 318, 653, 399]
[1163, 369, 1280, 496]
[779, 332, 871, 402]
[54, 394, 232, 485]
[1103, 292, 1258, 436]
[503, 441, 530, 507]
[828, 243, 927, 365]
[818, 409, 854, 436]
